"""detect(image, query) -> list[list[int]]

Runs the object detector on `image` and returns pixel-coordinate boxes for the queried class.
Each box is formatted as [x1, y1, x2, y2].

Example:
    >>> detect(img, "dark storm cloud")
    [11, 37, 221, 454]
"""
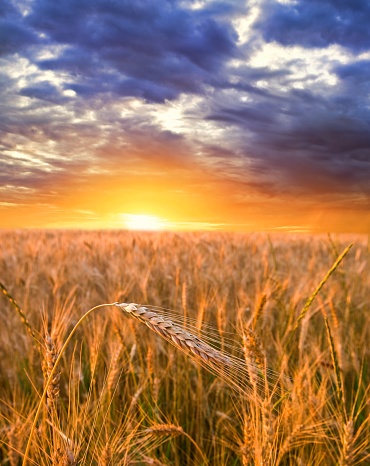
[0, 20, 38, 56]
[205, 80, 370, 199]
[25, 0, 240, 102]
[335, 60, 370, 82]
[196, 0, 370, 202]
[0, 0, 38, 56]
[258, 0, 370, 51]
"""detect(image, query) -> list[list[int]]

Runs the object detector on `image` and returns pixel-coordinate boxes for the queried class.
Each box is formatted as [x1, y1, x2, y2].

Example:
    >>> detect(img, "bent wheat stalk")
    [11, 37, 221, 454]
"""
[115, 302, 278, 397]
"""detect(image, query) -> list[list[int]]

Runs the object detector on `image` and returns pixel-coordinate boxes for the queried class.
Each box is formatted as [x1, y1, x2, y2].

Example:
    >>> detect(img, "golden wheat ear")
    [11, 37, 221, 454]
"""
[115, 302, 281, 400]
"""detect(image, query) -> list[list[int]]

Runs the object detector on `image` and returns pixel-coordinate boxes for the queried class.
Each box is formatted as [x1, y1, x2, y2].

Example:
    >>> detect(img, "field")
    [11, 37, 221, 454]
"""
[0, 230, 369, 465]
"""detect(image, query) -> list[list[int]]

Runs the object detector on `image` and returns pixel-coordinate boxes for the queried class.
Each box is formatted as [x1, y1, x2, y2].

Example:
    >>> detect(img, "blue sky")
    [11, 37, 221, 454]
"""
[1, 0, 370, 232]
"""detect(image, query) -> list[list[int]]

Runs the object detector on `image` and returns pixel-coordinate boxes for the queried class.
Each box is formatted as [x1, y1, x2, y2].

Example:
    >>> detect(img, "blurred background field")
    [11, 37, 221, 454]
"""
[0, 230, 369, 465]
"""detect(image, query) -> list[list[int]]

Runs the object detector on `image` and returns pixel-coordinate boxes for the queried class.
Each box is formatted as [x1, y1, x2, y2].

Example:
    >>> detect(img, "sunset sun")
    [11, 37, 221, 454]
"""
[122, 214, 166, 231]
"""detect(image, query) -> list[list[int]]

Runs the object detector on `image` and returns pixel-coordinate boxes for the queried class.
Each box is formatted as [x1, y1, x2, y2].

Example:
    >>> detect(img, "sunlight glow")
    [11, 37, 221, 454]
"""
[122, 214, 166, 231]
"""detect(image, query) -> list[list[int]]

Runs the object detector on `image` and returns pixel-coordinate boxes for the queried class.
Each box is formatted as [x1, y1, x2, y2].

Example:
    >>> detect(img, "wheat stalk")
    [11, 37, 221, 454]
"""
[51, 447, 76, 466]
[291, 244, 353, 336]
[242, 326, 265, 393]
[99, 443, 112, 466]
[7, 425, 20, 466]
[340, 419, 355, 466]
[140, 456, 168, 465]
[115, 302, 277, 399]
[22, 303, 114, 466]
[241, 417, 254, 466]
[261, 398, 275, 463]
[44, 333, 61, 409]
[139, 422, 207, 464]
[144, 424, 184, 437]
[325, 316, 345, 419]
[107, 343, 124, 395]
[0, 281, 41, 350]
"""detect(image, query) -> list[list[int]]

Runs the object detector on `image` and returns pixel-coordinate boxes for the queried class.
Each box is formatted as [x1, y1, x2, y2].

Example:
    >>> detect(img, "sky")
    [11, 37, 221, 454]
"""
[1, 0, 370, 233]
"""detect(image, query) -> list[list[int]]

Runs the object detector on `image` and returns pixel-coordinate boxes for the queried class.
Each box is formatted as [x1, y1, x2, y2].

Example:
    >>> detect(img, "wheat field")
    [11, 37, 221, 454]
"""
[0, 230, 369, 465]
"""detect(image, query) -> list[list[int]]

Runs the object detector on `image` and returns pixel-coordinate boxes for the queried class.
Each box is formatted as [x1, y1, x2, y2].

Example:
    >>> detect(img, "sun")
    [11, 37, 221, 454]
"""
[122, 214, 166, 231]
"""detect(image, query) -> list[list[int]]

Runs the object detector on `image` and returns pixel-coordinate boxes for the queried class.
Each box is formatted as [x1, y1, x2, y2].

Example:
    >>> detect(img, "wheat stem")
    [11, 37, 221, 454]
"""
[325, 316, 346, 420]
[286, 244, 353, 347]
[22, 303, 115, 466]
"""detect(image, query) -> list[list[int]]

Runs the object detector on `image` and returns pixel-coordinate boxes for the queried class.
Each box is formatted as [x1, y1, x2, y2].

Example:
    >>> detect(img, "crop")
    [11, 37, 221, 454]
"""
[0, 230, 369, 465]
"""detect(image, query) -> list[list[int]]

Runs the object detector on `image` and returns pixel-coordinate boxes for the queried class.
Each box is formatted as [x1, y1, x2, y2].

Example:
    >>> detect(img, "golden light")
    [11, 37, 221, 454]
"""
[122, 214, 167, 231]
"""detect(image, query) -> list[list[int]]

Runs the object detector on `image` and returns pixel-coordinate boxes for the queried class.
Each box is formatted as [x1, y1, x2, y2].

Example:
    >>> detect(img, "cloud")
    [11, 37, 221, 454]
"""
[335, 59, 370, 82]
[1, 0, 370, 231]
[258, 0, 370, 51]
[25, 0, 241, 102]
[0, 20, 38, 56]
[0, 0, 38, 56]
[19, 81, 70, 103]
[203, 74, 370, 200]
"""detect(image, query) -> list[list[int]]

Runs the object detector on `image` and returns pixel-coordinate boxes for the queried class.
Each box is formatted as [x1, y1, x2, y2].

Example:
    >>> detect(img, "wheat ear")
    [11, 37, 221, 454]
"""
[51, 447, 76, 466]
[140, 422, 207, 464]
[144, 424, 184, 437]
[115, 303, 276, 398]
[340, 419, 355, 466]
[44, 333, 61, 409]
[290, 244, 353, 337]
[0, 281, 41, 350]
[99, 443, 112, 466]
[7, 425, 20, 466]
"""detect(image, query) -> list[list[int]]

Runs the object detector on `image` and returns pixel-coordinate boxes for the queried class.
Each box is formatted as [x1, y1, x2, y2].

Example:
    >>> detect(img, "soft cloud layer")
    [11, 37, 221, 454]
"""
[0, 0, 369, 231]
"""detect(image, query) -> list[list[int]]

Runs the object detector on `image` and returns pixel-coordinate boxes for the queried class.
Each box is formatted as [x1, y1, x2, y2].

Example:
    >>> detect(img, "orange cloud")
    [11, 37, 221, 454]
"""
[1, 157, 369, 234]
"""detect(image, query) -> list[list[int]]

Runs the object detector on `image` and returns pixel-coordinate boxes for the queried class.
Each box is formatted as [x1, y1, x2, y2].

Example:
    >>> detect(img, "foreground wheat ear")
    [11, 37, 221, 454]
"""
[115, 302, 277, 397]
